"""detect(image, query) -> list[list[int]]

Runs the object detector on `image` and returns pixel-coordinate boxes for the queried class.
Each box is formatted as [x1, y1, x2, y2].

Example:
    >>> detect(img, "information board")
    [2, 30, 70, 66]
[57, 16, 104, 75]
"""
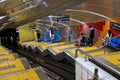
[57, 16, 70, 22]
[110, 21, 120, 30]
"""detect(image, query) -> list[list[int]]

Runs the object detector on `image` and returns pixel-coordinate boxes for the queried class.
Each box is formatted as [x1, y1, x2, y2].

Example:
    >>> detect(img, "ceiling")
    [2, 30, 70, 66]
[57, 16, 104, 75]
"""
[53, 0, 120, 26]
[0, 0, 120, 30]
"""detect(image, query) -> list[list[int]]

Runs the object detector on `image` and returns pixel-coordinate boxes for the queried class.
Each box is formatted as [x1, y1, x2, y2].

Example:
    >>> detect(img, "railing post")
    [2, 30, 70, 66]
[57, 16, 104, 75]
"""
[104, 39, 108, 54]
[93, 68, 99, 80]
[75, 48, 89, 61]
[85, 55, 87, 61]
[75, 48, 79, 58]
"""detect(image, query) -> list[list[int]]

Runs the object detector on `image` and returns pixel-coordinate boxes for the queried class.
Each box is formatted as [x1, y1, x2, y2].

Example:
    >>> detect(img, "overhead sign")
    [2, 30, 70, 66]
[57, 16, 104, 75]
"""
[110, 21, 120, 30]
[57, 16, 70, 22]
[29, 26, 36, 30]
[29, 23, 36, 30]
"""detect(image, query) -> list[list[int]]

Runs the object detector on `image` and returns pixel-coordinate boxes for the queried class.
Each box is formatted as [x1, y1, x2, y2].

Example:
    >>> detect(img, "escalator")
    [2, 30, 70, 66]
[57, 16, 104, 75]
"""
[17, 46, 75, 80]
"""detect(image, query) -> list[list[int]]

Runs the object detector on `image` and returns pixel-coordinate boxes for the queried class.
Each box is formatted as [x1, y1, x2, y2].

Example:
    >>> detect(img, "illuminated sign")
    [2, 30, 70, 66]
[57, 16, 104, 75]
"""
[110, 22, 120, 30]
[29, 23, 36, 30]
[29, 26, 36, 30]
[57, 16, 70, 22]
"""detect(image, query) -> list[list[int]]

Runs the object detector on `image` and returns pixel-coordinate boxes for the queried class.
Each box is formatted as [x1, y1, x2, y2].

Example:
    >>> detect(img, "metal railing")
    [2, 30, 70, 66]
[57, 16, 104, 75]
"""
[75, 48, 99, 80]
[75, 48, 94, 59]
[76, 61, 93, 80]
[76, 57, 99, 80]
[105, 34, 120, 50]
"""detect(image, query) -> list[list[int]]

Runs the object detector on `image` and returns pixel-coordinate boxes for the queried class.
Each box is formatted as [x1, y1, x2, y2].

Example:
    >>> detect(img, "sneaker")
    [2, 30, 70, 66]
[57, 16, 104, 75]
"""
[99, 46, 104, 48]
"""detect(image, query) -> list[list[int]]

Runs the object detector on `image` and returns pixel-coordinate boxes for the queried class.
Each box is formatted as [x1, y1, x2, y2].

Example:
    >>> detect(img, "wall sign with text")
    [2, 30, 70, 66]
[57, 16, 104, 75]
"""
[110, 21, 120, 30]
[57, 16, 70, 22]
[29, 26, 36, 30]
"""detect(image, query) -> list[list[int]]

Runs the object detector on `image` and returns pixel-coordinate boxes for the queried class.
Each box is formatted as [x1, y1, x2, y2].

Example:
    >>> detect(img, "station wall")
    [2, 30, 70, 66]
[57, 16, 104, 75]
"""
[19, 29, 37, 42]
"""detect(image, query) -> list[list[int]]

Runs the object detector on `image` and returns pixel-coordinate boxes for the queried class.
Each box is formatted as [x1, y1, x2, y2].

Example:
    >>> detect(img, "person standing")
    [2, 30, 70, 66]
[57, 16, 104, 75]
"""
[36, 30, 41, 42]
[49, 27, 54, 42]
[75, 33, 83, 48]
[100, 30, 113, 48]
[66, 26, 71, 44]
[40, 29, 44, 41]
[106, 29, 112, 41]
[89, 27, 95, 46]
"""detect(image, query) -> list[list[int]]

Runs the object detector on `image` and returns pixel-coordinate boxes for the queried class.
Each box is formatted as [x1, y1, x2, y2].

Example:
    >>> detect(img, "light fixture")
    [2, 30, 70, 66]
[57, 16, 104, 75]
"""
[42, 1, 48, 7]
[0, 16, 6, 20]
[22, 0, 26, 3]
[48, 15, 52, 18]
[0, 26, 4, 30]
[0, 0, 5, 3]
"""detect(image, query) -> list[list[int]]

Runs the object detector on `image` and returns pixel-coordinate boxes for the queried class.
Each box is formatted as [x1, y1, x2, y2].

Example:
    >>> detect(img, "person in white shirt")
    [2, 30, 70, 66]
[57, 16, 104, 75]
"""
[100, 30, 113, 48]
[106, 30, 112, 41]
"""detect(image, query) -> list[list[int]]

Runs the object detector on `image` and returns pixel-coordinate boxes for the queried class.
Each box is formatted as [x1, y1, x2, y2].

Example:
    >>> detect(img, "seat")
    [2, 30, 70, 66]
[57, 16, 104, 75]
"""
[107, 37, 120, 49]
[52, 32, 61, 43]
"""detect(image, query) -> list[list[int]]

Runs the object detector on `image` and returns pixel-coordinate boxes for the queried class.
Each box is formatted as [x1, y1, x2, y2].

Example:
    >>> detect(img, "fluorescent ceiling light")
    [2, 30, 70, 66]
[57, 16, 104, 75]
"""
[0, 0, 5, 3]
[48, 15, 60, 18]
[0, 16, 6, 20]
[42, 1, 48, 7]
[22, 0, 26, 2]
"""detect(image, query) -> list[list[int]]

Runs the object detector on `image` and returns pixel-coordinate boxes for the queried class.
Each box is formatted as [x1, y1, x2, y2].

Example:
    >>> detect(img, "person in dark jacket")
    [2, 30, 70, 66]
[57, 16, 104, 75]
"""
[89, 27, 95, 46]
[36, 30, 41, 42]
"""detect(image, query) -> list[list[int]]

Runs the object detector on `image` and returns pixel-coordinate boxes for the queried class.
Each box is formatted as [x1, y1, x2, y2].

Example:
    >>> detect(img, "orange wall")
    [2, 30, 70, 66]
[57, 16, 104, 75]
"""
[109, 19, 120, 37]
[105, 20, 110, 30]
[112, 19, 120, 23]
[95, 19, 120, 45]
[100, 19, 120, 31]
[95, 20, 110, 45]
[104, 19, 120, 33]
[104, 20, 120, 29]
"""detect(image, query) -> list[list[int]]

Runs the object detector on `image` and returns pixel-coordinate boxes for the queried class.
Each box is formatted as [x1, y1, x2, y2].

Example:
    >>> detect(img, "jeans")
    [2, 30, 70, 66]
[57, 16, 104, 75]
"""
[89, 38, 94, 45]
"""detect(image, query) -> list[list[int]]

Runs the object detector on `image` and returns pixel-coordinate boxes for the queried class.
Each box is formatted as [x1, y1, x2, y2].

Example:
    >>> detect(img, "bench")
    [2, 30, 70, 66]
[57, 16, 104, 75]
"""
[107, 37, 120, 50]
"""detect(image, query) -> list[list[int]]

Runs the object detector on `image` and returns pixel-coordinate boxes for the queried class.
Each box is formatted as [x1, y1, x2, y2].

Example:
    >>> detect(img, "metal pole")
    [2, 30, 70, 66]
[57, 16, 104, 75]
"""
[85, 55, 87, 61]
[93, 68, 99, 80]
[75, 48, 79, 58]
[104, 38, 108, 54]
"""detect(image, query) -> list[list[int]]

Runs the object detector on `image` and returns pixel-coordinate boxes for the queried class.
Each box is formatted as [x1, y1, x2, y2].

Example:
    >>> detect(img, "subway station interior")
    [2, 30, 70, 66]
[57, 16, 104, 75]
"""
[0, 0, 120, 80]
